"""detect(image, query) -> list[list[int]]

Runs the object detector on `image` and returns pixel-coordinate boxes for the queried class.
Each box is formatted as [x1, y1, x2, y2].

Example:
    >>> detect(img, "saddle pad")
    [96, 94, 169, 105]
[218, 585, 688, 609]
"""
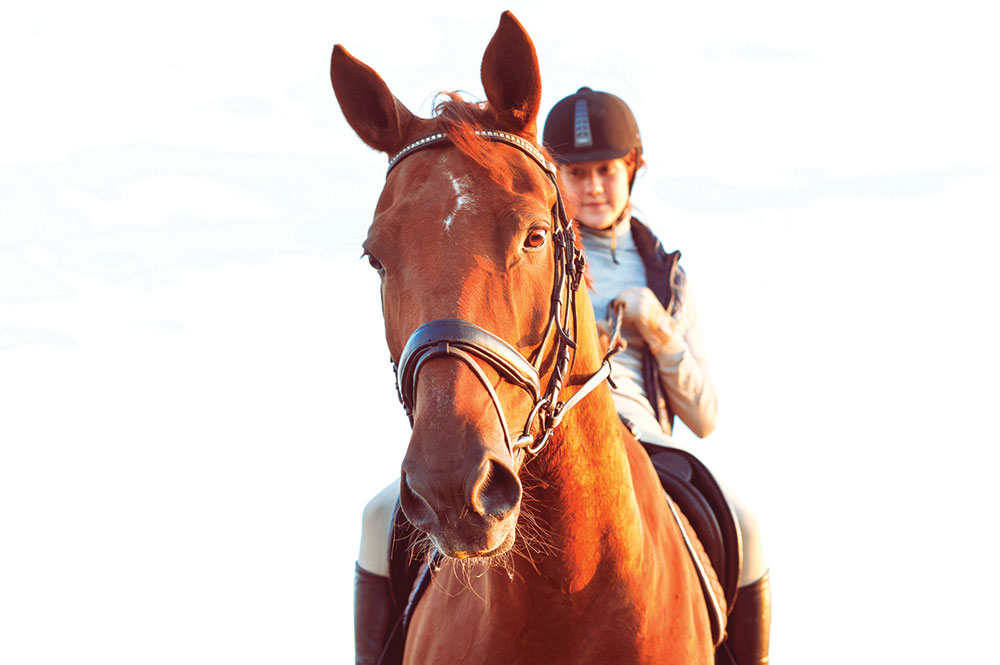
[665, 491, 728, 646]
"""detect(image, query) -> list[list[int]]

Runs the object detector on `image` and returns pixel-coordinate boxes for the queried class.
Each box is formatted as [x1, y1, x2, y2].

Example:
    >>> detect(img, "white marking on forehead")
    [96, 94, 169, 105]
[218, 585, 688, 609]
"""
[442, 172, 474, 231]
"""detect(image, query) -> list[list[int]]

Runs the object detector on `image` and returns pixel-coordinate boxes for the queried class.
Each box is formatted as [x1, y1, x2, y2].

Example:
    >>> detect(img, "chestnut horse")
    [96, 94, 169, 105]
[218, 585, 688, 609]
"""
[331, 12, 714, 664]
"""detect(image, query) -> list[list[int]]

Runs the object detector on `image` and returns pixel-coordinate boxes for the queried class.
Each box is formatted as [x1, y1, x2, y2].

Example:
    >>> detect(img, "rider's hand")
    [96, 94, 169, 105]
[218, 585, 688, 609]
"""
[611, 286, 679, 353]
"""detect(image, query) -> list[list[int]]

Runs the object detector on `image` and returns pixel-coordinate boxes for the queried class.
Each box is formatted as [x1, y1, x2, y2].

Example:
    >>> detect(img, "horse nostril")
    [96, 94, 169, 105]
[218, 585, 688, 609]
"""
[399, 470, 436, 531]
[470, 459, 522, 520]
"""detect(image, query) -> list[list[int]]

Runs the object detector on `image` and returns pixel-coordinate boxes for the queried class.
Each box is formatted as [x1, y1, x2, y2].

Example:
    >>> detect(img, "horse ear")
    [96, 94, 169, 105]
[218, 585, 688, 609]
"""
[480, 11, 542, 136]
[330, 45, 416, 155]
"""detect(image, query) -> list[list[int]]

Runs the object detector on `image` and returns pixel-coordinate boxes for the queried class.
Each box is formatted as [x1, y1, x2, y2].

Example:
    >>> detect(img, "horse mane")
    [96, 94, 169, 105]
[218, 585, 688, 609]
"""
[433, 93, 542, 189]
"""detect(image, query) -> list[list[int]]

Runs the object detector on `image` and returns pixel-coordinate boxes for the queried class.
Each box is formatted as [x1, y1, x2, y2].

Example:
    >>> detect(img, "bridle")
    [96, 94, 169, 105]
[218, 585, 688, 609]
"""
[386, 129, 623, 457]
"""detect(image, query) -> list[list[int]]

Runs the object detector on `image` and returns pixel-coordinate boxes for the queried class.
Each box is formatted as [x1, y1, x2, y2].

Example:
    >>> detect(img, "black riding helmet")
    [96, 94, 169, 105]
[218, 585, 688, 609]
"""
[542, 87, 642, 166]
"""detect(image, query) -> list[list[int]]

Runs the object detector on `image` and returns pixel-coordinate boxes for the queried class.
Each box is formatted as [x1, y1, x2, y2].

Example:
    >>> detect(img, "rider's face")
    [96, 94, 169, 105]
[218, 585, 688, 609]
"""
[558, 158, 631, 230]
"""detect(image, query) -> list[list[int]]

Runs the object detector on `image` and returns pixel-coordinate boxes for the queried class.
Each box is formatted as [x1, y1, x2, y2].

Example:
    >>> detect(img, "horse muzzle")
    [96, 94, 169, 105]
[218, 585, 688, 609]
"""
[399, 436, 523, 559]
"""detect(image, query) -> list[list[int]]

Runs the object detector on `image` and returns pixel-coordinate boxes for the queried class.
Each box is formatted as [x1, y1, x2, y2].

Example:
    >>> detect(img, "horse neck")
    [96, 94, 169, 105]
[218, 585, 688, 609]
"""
[515, 298, 646, 590]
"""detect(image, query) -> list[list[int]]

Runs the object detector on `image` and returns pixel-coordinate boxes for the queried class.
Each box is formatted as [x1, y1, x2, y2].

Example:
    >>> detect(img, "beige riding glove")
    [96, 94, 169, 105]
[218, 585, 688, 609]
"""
[611, 286, 682, 355]
[611, 285, 718, 439]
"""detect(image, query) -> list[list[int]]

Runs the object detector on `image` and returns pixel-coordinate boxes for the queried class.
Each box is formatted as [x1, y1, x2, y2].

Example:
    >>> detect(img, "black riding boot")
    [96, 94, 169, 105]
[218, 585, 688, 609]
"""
[354, 564, 395, 665]
[725, 571, 771, 664]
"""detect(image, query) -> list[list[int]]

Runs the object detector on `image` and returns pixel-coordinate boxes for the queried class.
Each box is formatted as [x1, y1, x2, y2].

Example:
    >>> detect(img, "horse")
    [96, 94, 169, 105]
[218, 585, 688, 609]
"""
[331, 12, 716, 664]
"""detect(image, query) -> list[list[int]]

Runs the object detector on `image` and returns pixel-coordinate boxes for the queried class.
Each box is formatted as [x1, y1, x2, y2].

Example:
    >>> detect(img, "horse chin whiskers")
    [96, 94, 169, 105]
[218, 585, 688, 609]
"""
[508, 466, 559, 575]
[396, 520, 436, 570]
[444, 510, 547, 587]
[453, 545, 519, 595]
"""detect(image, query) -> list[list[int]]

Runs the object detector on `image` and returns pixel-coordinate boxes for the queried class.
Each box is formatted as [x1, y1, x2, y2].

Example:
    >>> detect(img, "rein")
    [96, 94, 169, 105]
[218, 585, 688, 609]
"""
[387, 129, 623, 456]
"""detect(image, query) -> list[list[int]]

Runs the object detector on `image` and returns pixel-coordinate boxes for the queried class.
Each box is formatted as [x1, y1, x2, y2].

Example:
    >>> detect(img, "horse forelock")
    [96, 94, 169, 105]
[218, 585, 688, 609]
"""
[432, 93, 547, 190]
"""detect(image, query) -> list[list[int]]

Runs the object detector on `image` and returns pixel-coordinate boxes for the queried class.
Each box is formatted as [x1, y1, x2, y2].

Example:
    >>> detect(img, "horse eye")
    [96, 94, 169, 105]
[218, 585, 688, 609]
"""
[524, 229, 548, 249]
[366, 253, 384, 272]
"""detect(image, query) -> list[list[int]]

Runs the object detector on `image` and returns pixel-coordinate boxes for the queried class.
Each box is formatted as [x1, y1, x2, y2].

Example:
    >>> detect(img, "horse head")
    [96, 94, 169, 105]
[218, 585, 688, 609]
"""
[331, 13, 586, 560]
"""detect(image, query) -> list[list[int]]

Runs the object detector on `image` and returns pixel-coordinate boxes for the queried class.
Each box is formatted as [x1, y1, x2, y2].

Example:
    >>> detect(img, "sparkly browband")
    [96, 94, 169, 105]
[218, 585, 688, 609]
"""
[386, 130, 556, 177]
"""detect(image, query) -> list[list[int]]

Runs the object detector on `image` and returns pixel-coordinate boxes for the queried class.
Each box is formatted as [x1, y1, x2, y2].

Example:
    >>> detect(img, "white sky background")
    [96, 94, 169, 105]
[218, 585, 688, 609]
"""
[2, 0, 998, 662]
